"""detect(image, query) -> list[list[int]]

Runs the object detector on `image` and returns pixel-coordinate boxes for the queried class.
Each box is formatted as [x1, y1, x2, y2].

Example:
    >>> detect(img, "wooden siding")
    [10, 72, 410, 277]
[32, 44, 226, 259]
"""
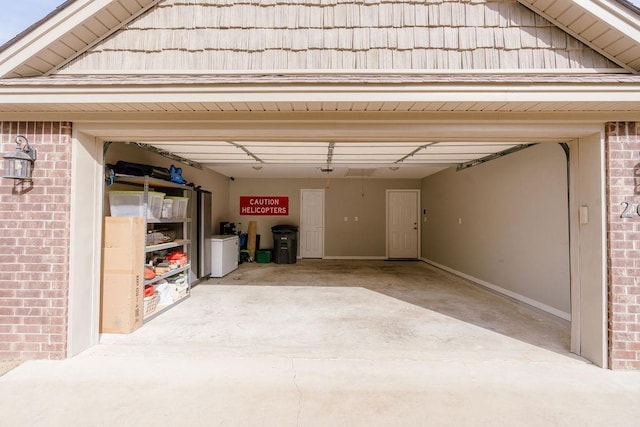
[59, 0, 620, 73]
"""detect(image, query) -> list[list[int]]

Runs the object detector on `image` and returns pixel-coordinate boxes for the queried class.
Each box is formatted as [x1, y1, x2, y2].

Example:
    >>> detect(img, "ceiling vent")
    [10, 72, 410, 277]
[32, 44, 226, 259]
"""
[346, 168, 376, 177]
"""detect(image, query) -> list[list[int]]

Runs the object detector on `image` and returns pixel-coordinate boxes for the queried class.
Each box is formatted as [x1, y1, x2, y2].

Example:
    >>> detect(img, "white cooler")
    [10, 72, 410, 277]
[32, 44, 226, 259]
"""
[211, 235, 239, 277]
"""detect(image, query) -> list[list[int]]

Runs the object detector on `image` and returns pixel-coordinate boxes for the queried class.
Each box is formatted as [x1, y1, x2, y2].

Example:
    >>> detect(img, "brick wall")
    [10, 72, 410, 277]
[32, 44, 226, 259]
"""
[606, 122, 640, 370]
[0, 122, 72, 360]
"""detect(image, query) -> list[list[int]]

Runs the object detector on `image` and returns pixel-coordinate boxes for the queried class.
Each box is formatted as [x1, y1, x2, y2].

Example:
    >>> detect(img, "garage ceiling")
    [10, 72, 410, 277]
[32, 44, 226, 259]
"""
[144, 140, 528, 179]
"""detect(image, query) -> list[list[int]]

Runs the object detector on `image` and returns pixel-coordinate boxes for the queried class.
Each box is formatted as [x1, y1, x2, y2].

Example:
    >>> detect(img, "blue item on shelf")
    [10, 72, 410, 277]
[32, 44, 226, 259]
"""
[169, 165, 186, 184]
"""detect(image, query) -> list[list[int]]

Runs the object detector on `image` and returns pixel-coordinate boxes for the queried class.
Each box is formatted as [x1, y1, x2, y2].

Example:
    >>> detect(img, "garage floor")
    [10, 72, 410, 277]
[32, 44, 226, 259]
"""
[1, 260, 639, 426]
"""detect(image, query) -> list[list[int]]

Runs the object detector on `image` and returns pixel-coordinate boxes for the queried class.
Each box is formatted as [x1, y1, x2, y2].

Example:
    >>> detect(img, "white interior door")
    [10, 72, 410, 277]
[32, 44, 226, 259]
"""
[300, 189, 324, 258]
[387, 190, 420, 259]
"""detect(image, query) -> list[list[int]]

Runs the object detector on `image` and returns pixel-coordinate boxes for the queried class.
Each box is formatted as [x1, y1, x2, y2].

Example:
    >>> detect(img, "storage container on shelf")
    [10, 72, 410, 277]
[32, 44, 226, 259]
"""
[143, 291, 160, 317]
[165, 196, 189, 219]
[168, 274, 189, 300]
[161, 198, 173, 219]
[108, 191, 165, 220]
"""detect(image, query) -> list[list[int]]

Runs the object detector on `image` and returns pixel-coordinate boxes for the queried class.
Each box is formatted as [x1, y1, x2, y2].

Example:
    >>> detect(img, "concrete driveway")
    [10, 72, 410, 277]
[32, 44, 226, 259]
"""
[1, 261, 639, 426]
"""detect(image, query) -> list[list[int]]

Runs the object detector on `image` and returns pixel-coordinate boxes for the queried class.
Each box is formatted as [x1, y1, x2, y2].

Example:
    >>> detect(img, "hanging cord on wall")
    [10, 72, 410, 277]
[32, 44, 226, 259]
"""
[361, 169, 365, 197]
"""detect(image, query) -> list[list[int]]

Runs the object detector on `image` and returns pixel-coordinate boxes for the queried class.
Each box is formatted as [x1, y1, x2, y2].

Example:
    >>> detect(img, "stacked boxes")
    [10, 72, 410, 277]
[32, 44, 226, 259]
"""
[101, 217, 145, 333]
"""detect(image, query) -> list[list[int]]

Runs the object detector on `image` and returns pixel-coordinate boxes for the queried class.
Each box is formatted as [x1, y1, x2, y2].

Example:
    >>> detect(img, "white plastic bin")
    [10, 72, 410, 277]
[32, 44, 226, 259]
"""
[161, 198, 173, 219]
[165, 196, 189, 219]
[108, 191, 165, 220]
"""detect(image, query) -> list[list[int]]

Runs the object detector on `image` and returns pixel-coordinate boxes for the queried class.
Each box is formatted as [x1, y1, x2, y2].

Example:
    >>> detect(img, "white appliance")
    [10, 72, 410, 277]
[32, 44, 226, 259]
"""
[211, 235, 239, 277]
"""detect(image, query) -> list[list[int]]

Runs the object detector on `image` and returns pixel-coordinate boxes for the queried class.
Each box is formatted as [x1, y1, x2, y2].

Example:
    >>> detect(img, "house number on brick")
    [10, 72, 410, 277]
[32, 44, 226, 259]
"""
[619, 201, 640, 218]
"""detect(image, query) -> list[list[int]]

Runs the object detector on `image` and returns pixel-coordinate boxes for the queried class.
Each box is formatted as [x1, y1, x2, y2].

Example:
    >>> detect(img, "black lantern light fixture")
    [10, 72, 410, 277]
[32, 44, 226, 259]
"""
[3, 135, 37, 181]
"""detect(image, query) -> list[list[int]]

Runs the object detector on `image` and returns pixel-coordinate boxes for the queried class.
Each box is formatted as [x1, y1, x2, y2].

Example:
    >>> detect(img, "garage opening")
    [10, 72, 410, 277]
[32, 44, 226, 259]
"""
[63, 115, 608, 368]
[90, 133, 578, 361]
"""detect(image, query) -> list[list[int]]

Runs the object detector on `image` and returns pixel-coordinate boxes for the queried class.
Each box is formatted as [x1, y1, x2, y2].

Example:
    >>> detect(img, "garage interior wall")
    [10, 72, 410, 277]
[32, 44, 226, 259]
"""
[229, 178, 421, 256]
[420, 143, 571, 318]
[104, 143, 230, 229]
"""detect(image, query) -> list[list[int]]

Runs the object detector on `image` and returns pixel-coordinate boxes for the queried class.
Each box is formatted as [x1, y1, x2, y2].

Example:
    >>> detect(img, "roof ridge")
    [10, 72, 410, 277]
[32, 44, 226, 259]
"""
[0, 0, 77, 54]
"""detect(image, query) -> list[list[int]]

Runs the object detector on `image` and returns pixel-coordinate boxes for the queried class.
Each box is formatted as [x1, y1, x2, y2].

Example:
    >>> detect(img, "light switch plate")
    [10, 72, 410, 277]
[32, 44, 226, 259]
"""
[579, 206, 589, 225]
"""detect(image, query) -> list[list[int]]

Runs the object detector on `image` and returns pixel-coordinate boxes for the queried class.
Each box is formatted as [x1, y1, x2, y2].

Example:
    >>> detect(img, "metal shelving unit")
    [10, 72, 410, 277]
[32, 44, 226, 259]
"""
[145, 239, 191, 253]
[108, 174, 194, 323]
[144, 265, 191, 286]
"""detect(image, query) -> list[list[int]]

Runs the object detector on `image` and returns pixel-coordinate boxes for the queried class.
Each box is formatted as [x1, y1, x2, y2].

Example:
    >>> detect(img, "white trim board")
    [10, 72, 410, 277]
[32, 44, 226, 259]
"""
[54, 68, 630, 75]
[323, 256, 387, 260]
[421, 258, 571, 321]
[2, 84, 640, 104]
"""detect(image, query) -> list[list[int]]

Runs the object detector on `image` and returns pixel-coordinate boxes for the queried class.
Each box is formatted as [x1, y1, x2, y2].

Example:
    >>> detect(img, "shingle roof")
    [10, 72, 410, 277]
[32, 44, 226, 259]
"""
[0, 0, 77, 54]
[2, 72, 640, 86]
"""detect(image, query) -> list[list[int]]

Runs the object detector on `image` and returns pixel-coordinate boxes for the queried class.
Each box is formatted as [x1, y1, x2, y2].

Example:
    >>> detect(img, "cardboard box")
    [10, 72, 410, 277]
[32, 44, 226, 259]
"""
[101, 271, 142, 333]
[101, 217, 145, 333]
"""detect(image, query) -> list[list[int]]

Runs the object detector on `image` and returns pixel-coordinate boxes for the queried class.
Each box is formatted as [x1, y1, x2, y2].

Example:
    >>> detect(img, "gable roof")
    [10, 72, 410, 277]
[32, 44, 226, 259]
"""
[0, 1, 75, 54]
[57, 0, 621, 73]
[519, 0, 640, 71]
[0, 0, 160, 78]
[0, 0, 639, 79]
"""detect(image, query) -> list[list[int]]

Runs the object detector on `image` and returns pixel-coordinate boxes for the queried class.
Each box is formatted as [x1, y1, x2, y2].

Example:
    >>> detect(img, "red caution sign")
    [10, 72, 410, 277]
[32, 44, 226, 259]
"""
[240, 196, 289, 216]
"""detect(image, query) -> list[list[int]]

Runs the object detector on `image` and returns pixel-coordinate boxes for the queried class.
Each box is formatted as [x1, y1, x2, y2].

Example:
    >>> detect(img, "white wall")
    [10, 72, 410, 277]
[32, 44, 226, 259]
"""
[421, 143, 571, 317]
[228, 177, 421, 256]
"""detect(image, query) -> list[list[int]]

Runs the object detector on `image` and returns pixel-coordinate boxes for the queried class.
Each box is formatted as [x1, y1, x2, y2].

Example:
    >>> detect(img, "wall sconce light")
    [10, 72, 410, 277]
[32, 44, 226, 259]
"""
[3, 135, 37, 180]
[252, 166, 263, 171]
[389, 166, 400, 171]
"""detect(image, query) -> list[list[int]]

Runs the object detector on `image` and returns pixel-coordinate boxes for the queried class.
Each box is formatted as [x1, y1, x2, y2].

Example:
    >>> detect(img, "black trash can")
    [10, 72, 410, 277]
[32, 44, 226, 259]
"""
[271, 225, 298, 264]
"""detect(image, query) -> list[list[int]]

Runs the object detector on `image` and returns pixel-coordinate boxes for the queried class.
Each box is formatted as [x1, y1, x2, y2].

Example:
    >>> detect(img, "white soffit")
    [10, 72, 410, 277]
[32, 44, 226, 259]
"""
[517, 0, 640, 71]
[2, 73, 640, 114]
